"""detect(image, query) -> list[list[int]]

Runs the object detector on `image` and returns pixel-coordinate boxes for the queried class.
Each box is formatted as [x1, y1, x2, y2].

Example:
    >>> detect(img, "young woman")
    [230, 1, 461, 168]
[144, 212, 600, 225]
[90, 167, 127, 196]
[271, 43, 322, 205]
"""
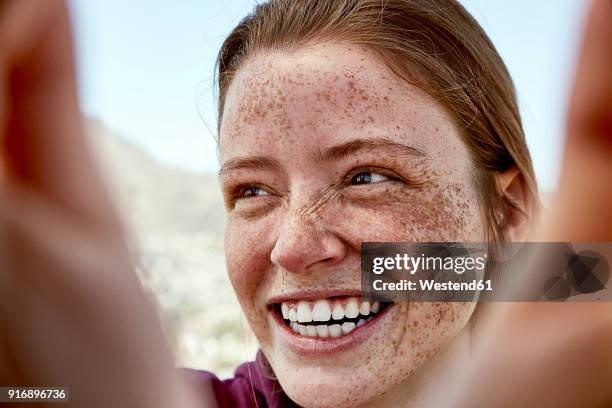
[0, 0, 610, 407]
[192, 0, 538, 406]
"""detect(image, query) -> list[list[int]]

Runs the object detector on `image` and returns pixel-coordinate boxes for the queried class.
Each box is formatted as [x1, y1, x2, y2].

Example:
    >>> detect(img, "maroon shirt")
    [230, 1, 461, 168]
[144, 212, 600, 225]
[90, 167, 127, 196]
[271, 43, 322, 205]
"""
[184, 351, 300, 408]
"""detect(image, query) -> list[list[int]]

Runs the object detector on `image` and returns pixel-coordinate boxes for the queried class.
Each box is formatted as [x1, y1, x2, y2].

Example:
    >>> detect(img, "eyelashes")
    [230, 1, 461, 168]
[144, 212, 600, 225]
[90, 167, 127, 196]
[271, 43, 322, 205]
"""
[343, 167, 402, 186]
[351, 172, 389, 184]
[226, 182, 273, 208]
[235, 185, 270, 199]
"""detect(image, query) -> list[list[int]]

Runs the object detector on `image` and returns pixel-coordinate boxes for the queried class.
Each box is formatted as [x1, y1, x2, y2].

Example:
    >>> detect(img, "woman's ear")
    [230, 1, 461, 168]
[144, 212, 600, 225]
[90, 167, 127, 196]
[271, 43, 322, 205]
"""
[496, 166, 533, 242]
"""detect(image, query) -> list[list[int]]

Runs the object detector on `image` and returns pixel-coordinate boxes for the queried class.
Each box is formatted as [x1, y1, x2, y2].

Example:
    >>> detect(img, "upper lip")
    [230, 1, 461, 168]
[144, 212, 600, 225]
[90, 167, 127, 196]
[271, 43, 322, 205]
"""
[267, 289, 362, 305]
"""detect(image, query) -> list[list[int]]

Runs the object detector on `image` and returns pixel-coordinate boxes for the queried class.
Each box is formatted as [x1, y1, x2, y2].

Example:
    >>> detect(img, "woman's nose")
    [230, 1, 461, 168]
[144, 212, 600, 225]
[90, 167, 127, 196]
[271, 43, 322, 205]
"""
[270, 212, 347, 275]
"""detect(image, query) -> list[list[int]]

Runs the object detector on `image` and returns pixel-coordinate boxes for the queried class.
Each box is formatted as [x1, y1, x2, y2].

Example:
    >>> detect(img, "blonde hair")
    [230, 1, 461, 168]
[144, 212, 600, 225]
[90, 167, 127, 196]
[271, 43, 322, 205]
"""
[216, 0, 539, 241]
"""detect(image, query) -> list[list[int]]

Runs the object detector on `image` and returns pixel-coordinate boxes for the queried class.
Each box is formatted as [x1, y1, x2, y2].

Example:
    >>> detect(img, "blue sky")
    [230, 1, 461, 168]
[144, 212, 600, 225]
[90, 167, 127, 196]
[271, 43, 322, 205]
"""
[68, 0, 588, 192]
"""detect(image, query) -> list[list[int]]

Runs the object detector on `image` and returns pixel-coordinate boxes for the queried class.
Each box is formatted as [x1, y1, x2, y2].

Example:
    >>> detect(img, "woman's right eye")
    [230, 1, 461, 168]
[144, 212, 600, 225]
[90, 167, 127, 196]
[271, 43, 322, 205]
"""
[236, 185, 270, 199]
[228, 184, 278, 217]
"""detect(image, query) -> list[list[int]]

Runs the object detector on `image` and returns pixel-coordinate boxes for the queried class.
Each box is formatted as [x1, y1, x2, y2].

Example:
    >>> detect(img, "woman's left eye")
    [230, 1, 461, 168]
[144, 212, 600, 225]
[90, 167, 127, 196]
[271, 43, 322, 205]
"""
[350, 171, 391, 185]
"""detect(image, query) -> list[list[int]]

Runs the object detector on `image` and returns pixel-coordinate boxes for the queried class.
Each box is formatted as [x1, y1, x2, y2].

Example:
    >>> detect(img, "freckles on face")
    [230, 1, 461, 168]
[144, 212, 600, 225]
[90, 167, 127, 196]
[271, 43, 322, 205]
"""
[396, 301, 476, 374]
[219, 42, 485, 407]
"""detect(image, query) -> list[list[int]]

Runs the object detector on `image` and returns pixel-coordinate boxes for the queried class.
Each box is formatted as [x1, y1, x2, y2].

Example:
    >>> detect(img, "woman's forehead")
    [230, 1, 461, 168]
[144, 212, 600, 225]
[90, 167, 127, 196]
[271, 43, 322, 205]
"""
[219, 42, 461, 163]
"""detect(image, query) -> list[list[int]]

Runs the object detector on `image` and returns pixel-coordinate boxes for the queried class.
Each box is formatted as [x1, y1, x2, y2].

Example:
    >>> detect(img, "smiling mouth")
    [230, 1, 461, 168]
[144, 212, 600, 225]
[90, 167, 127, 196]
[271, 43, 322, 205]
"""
[271, 296, 393, 338]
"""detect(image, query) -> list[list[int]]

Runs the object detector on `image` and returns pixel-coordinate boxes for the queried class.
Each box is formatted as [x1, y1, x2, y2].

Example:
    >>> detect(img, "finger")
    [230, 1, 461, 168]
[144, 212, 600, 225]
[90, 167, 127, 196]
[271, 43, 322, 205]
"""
[0, 0, 122, 234]
[545, 0, 612, 240]
[566, 0, 612, 147]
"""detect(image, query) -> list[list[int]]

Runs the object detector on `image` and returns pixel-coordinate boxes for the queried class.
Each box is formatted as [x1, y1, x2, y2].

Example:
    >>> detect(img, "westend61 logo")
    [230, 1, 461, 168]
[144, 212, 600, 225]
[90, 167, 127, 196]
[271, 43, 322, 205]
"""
[360, 242, 611, 302]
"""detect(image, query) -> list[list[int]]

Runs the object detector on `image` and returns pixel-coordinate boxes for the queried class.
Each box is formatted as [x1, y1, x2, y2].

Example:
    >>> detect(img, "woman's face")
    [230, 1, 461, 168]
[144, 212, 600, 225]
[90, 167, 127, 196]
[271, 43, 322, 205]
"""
[219, 42, 486, 407]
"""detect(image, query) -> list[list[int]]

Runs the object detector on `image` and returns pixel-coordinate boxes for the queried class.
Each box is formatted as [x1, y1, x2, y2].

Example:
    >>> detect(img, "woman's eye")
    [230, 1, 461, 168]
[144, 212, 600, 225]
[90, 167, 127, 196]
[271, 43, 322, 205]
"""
[350, 171, 390, 185]
[226, 183, 278, 216]
[239, 186, 269, 198]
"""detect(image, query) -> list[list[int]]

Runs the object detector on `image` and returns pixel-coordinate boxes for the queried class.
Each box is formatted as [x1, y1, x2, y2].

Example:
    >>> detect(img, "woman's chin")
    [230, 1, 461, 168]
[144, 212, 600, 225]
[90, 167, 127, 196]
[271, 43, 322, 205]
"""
[274, 360, 405, 408]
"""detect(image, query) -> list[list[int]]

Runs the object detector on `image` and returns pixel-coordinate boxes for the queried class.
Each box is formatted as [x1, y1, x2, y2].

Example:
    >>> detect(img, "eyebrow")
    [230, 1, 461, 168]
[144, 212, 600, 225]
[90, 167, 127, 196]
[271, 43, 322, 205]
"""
[218, 156, 282, 176]
[313, 137, 428, 163]
[219, 137, 427, 176]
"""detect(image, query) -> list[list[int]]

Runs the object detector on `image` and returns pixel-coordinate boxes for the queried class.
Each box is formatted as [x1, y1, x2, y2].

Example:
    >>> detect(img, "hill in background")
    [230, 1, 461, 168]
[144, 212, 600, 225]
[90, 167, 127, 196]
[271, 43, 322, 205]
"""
[86, 118, 256, 378]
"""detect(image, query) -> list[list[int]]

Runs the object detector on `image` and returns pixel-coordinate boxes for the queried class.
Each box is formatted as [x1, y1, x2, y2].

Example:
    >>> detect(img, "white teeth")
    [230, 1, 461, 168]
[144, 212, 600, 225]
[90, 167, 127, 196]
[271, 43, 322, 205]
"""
[345, 298, 359, 319]
[341, 322, 356, 334]
[359, 301, 370, 316]
[312, 300, 332, 322]
[329, 324, 342, 337]
[281, 303, 290, 320]
[281, 298, 387, 338]
[297, 301, 313, 323]
[306, 325, 317, 337]
[332, 303, 345, 320]
[316, 325, 329, 337]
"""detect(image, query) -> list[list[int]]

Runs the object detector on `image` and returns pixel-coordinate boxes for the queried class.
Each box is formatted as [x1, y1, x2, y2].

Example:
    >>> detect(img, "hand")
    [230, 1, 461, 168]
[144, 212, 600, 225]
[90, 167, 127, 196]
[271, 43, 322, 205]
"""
[0, 1, 199, 407]
[452, 1, 612, 407]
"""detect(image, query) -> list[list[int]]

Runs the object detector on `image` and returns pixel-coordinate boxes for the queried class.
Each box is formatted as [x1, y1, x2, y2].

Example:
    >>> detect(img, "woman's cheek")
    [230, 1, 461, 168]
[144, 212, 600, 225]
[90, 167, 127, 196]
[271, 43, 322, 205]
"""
[224, 216, 275, 325]
[395, 302, 475, 373]
[335, 183, 484, 243]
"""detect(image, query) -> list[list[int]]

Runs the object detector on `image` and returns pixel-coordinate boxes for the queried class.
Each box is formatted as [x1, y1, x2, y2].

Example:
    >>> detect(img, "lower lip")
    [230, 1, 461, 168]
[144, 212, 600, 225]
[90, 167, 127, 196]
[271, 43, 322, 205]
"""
[270, 303, 396, 356]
